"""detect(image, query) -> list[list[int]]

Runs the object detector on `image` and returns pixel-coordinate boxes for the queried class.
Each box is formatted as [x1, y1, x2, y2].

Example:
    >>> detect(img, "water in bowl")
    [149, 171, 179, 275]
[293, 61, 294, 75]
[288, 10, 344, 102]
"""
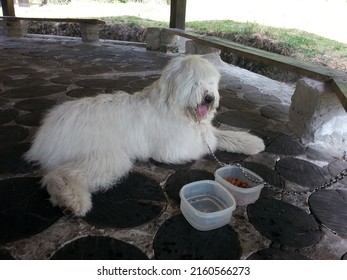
[187, 195, 227, 213]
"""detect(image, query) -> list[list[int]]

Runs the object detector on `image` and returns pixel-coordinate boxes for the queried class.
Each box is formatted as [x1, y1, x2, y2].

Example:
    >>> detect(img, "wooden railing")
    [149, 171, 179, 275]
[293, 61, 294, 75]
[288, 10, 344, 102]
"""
[164, 28, 347, 112]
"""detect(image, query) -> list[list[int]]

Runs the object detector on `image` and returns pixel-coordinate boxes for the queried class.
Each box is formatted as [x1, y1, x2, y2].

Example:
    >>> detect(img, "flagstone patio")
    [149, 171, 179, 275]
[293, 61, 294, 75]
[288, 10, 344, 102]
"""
[0, 35, 346, 260]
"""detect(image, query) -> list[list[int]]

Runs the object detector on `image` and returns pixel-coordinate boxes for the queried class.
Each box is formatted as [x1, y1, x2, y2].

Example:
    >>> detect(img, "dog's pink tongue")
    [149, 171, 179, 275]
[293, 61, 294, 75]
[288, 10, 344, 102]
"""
[198, 104, 208, 118]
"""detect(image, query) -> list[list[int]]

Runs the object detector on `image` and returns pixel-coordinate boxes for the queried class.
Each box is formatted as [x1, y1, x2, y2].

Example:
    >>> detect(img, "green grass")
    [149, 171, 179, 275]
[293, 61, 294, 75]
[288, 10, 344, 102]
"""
[186, 20, 260, 36]
[186, 20, 347, 59]
[101, 16, 168, 28]
[99, 16, 347, 69]
[265, 27, 347, 59]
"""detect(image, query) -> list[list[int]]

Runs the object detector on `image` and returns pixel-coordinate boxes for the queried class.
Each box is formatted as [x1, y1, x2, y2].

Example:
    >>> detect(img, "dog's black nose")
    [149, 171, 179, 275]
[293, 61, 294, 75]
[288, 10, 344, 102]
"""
[204, 95, 215, 104]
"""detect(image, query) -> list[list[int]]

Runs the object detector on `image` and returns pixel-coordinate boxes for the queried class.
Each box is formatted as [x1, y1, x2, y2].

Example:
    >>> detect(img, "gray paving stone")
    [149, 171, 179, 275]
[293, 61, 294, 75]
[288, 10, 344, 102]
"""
[248, 198, 321, 248]
[72, 66, 114, 75]
[66, 87, 102, 98]
[14, 98, 57, 112]
[260, 104, 290, 122]
[217, 111, 269, 130]
[3, 77, 47, 87]
[2, 85, 67, 98]
[309, 190, 347, 238]
[0, 109, 19, 124]
[244, 92, 281, 106]
[266, 134, 305, 155]
[276, 157, 330, 189]
[220, 93, 257, 111]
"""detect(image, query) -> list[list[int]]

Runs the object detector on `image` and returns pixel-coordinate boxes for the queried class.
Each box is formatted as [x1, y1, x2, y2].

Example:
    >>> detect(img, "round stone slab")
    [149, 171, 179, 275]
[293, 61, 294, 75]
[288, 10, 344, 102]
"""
[0, 143, 34, 174]
[3, 77, 46, 87]
[0, 73, 11, 83]
[244, 92, 281, 106]
[66, 87, 102, 98]
[219, 94, 257, 111]
[216, 111, 269, 130]
[309, 190, 347, 238]
[247, 248, 310, 260]
[247, 198, 321, 248]
[15, 111, 43, 127]
[51, 236, 148, 260]
[165, 169, 214, 205]
[266, 134, 305, 156]
[83, 172, 166, 228]
[260, 104, 290, 122]
[75, 78, 122, 89]
[4, 67, 37, 75]
[14, 98, 57, 112]
[0, 109, 19, 124]
[0, 97, 9, 106]
[50, 74, 75, 85]
[153, 214, 241, 259]
[72, 66, 113, 75]
[2, 85, 66, 98]
[276, 157, 330, 189]
[0, 125, 29, 147]
[0, 177, 63, 244]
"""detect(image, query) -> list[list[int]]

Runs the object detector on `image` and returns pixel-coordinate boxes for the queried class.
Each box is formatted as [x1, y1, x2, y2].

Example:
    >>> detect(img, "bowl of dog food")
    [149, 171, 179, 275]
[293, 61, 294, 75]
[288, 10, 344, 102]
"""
[179, 180, 236, 231]
[214, 165, 264, 206]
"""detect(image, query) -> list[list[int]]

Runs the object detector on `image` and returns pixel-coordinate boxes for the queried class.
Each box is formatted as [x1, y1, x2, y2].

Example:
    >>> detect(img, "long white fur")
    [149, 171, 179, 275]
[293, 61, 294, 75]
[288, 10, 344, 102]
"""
[25, 55, 265, 216]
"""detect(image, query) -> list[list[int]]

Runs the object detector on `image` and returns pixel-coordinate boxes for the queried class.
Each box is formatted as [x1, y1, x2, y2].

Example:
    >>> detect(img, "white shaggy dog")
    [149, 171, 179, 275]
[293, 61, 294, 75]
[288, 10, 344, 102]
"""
[25, 55, 265, 216]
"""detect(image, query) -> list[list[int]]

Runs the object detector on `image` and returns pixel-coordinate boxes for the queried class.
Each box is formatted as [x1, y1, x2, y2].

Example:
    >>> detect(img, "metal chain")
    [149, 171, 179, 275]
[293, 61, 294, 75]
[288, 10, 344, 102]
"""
[235, 162, 347, 195]
[207, 143, 228, 167]
[207, 143, 347, 196]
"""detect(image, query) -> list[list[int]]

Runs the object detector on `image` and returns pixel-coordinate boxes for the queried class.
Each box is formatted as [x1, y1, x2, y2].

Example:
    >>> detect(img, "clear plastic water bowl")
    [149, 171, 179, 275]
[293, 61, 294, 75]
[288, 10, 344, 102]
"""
[179, 180, 236, 231]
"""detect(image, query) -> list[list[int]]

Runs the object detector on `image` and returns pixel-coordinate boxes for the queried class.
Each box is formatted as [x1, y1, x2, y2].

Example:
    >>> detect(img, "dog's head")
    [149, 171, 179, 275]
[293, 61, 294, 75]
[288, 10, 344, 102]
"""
[158, 55, 221, 123]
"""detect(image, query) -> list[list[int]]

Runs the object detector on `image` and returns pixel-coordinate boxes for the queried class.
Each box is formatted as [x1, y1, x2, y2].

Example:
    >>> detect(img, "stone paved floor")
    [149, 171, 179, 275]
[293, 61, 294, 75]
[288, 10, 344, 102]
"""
[0, 35, 346, 260]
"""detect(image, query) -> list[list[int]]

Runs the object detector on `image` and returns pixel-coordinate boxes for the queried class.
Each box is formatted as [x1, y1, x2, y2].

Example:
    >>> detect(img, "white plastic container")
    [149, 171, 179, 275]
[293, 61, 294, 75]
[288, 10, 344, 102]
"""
[179, 180, 236, 231]
[214, 165, 264, 206]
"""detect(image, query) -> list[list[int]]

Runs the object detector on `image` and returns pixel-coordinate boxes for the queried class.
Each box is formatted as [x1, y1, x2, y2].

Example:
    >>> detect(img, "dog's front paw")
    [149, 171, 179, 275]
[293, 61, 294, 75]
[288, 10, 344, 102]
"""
[244, 134, 265, 155]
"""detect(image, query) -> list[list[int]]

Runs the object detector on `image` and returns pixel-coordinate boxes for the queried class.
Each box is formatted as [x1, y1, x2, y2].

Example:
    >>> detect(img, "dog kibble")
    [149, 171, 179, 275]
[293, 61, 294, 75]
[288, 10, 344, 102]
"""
[224, 177, 251, 188]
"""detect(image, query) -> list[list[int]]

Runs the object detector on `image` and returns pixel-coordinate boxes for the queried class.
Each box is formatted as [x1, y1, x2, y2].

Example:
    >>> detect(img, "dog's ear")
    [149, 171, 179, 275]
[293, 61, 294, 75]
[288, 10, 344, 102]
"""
[157, 56, 194, 106]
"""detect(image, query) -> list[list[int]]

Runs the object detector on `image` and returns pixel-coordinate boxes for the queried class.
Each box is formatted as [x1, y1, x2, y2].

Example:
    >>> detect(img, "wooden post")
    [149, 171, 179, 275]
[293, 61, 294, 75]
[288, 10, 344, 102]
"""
[170, 0, 186, 30]
[1, 0, 16, 16]
[1, 0, 24, 37]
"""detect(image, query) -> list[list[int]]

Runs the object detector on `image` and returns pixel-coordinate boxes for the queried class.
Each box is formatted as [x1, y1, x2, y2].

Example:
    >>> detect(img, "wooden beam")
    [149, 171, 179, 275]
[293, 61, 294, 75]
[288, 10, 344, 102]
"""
[1, 0, 16, 16]
[165, 28, 346, 81]
[170, 0, 186, 30]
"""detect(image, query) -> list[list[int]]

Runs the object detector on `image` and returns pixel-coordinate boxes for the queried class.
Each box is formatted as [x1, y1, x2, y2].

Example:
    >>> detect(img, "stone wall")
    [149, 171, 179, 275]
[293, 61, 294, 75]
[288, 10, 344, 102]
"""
[289, 78, 347, 157]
